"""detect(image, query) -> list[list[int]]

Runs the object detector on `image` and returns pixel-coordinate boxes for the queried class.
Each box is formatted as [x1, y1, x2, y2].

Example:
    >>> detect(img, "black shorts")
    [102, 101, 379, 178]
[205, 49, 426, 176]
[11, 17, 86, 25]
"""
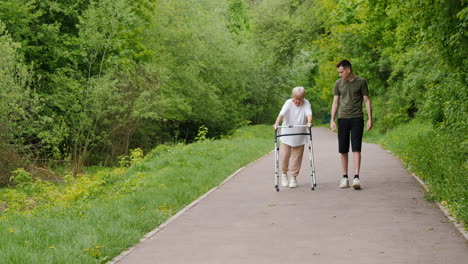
[338, 117, 364, 153]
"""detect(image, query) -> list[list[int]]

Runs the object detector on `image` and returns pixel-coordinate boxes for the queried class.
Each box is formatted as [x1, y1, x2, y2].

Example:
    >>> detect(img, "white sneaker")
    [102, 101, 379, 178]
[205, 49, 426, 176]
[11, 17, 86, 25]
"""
[352, 178, 361, 189]
[289, 177, 298, 188]
[339, 178, 349, 188]
[281, 174, 289, 187]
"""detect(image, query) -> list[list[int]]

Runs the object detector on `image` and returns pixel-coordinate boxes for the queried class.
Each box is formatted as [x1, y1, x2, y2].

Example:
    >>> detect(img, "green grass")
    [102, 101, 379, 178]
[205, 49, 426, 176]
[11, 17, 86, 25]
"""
[364, 119, 467, 230]
[0, 125, 274, 263]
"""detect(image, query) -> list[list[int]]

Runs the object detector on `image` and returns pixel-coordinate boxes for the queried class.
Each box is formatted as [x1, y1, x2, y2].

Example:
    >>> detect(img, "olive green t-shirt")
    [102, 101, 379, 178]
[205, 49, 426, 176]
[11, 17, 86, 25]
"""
[334, 76, 368, 119]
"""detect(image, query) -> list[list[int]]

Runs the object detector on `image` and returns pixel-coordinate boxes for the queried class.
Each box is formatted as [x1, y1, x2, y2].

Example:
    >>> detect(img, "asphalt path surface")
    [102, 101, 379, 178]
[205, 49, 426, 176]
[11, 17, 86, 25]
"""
[113, 127, 468, 264]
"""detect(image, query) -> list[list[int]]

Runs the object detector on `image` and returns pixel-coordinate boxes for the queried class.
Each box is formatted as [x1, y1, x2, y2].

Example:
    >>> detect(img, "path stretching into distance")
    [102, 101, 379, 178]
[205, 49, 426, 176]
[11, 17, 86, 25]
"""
[112, 127, 468, 264]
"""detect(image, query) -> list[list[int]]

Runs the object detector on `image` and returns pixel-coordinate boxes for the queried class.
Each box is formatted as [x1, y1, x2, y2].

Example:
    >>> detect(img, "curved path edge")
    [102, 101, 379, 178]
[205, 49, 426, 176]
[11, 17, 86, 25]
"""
[109, 154, 271, 264]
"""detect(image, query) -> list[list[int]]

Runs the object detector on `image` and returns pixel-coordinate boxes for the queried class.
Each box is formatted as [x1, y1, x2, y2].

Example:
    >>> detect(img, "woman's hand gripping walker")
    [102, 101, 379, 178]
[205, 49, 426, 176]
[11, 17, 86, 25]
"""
[274, 124, 317, 191]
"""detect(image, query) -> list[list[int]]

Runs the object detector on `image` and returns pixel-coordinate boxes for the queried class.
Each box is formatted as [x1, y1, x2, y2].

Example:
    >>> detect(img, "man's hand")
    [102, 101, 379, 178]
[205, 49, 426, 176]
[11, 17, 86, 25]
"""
[366, 119, 373, 131]
[273, 124, 278, 130]
[330, 120, 336, 132]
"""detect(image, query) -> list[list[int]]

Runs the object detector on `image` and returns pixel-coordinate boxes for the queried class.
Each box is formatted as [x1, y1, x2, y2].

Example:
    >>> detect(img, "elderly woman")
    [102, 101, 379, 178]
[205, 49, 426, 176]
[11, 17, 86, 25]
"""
[273, 87, 313, 188]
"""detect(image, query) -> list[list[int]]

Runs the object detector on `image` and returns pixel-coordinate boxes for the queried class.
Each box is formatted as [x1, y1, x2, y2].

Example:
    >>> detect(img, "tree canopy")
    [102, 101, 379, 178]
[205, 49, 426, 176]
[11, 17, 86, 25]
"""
[0, 0, 466, 180]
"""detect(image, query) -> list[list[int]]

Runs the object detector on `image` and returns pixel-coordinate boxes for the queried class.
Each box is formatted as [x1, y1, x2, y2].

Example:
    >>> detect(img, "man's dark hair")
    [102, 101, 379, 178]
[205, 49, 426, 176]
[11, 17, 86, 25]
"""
[336, 60, 352, 69]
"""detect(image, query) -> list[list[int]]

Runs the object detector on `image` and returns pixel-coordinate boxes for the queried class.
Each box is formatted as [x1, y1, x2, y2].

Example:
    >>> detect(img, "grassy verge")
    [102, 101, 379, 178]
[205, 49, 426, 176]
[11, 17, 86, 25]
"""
[0, 125, 273, 263]
[364, 119, 467, 230]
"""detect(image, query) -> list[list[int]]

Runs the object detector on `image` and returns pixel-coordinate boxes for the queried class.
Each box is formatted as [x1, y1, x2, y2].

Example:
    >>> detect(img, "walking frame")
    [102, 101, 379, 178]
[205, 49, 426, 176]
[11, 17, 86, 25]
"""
[274, 125, 317, 191]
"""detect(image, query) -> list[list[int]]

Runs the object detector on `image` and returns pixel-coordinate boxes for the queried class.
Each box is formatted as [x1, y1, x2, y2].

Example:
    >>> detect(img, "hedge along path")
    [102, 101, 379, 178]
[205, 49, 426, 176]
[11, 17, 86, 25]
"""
[113, 127, 468, 264]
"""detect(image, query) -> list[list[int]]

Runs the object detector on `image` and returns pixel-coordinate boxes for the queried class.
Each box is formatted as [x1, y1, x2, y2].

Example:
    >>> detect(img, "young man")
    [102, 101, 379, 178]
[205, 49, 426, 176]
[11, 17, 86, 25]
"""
[273, 87, 313, 188]
[330, 60, 372, 189]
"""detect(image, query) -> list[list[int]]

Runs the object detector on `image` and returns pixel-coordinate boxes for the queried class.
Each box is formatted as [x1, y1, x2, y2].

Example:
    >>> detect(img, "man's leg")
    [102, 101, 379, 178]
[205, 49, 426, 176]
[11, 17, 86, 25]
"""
[352, 151, 362, 189]
[341, 153, 348, 175]
[338, 119, 351, 188]
[353, 152, 361, 175]
[350, 117, 364, 189]
[339, 153, 349, 188]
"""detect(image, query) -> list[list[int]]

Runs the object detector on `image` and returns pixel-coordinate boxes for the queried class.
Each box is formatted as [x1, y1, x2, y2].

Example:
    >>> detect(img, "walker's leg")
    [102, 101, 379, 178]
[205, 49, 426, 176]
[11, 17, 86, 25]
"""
[274, 142, 279, 192]
[312, 151, 317, 188]
[309, 143, 314, 191]
[309, 128, 317, 190]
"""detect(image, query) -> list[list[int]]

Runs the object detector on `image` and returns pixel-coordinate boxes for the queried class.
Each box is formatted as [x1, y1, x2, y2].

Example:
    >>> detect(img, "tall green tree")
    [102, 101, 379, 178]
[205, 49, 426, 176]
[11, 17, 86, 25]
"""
[0, 22, 36, 183]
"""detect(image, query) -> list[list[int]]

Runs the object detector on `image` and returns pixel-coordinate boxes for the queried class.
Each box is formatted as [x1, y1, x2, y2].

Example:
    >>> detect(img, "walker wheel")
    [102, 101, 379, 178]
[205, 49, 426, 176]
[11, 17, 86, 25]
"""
[311, 186, 315, 191]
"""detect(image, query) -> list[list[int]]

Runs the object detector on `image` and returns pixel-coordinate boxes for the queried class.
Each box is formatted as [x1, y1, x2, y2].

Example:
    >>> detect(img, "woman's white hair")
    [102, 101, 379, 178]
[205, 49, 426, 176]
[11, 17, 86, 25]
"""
[292, 86, 305, 98]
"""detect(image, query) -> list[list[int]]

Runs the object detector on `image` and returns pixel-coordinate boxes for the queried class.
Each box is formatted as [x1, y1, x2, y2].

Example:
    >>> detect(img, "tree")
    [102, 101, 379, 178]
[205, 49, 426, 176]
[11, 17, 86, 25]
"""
[0, 22, 35, 183]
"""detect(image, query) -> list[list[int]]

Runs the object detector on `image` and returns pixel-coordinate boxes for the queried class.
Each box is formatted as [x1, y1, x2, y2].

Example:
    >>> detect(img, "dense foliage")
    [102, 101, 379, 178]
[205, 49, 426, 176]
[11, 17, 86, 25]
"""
[248, 0, 466, 132]
[0, 0, 289, 177]
[1, 0, 466, 225]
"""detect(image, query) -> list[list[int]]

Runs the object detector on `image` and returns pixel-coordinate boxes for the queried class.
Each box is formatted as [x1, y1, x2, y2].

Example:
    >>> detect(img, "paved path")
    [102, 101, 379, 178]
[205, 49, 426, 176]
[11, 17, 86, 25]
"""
[113, 127, 468, 264]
